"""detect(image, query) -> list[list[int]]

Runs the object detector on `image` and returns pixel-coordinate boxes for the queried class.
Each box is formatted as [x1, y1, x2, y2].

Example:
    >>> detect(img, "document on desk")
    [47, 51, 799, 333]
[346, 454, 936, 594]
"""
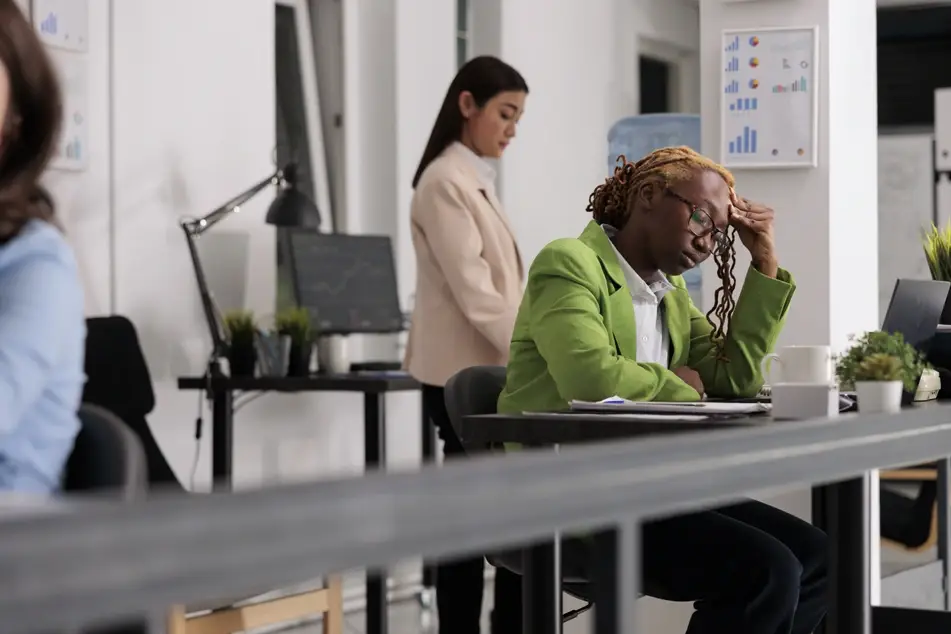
[569, 397, 771, 415]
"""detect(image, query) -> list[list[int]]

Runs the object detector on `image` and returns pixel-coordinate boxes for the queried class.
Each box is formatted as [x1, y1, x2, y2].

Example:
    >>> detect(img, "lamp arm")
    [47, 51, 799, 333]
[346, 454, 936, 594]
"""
[182, 169, 281, 236]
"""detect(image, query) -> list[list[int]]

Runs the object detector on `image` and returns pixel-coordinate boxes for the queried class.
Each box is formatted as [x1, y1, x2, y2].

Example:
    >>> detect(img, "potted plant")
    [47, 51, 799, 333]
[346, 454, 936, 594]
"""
[223, 309, 257, 377]
[836, 330, 929, 413]
[923, 223, 951, 323]
[852, 353, 904, 414]
[275, 306, 313, 377]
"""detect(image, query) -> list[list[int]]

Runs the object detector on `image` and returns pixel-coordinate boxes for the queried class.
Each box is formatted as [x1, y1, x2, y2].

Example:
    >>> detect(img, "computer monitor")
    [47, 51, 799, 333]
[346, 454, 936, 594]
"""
[285, 230, 404, 335]
[880, 279, 951, 353]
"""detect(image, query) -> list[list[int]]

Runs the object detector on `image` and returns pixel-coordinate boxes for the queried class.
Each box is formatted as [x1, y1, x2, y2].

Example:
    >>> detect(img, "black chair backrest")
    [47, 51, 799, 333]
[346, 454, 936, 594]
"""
[444, 366, 507, 454]
[84, 315, 182, 489]
[64, 403, 148, 499]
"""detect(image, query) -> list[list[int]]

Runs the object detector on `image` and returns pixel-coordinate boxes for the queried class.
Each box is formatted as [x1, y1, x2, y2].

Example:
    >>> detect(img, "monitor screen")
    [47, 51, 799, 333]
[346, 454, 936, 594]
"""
[286, 231, 404, 335]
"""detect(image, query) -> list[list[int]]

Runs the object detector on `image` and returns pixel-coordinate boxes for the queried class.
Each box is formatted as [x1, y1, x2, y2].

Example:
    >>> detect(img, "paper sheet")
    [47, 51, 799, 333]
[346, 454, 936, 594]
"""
[569, 398, 770, 415]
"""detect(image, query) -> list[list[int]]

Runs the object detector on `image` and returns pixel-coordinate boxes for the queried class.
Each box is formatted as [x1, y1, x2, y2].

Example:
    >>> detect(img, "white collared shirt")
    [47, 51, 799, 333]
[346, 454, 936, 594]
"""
[602, 224, 674, 367]
[451, 141, 498, 193]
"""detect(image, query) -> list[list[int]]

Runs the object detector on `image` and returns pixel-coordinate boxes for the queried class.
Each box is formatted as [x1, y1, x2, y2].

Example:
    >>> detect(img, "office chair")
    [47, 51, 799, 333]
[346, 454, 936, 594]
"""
[83, 315, 345, 634]
[444, 365, 595, 624]
[65, 402, 148, 498]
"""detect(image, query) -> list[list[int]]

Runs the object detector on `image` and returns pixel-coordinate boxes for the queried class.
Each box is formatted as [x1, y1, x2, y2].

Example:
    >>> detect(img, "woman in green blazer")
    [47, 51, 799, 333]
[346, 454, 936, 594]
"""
[498, 147, 826, 634]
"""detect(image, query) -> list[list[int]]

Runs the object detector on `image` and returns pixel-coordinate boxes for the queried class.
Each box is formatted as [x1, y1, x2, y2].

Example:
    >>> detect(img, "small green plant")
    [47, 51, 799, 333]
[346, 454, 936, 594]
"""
[223, 309, 257, 347]
[854, 353, 903, 382]
[274, 306, 312, 344]
[836, 330, 929, 392]
[924, 223, 951, 282]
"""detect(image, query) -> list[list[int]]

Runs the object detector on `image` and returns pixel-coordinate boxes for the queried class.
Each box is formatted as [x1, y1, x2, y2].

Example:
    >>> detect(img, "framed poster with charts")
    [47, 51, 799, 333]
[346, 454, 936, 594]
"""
[720, 26, 819, 169]
[285, 230, 404, 335]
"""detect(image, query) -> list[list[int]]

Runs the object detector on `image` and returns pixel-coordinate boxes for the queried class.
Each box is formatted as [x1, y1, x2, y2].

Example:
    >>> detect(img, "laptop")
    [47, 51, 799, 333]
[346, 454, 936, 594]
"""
[881, 279, 951, 354]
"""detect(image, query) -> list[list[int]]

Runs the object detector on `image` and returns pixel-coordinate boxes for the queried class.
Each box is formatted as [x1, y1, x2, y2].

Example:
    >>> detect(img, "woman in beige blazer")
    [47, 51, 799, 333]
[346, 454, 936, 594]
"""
[404, 55, 527, 634]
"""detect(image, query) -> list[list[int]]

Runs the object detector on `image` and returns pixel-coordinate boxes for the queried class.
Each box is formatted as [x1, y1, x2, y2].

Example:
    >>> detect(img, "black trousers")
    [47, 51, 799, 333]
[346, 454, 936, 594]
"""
[422, 384, 523, 634]
[627, 500, 826, 633]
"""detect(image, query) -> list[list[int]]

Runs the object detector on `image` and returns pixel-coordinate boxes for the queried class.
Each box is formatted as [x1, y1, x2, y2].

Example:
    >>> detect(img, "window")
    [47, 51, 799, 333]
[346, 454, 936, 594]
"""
[456, 0, 471, 69]
[639, 56, 672, 114]
[878, 6, 951, 127]
[274, 0, 333, 310]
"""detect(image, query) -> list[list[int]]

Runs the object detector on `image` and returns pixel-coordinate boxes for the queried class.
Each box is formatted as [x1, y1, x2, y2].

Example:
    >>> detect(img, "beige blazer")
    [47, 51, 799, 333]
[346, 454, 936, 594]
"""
[403, 144, 524, 386]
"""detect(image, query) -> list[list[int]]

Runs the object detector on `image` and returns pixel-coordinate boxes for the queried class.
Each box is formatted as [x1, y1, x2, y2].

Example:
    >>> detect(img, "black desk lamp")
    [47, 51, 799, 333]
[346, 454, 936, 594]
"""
[180, 163, 321, 376]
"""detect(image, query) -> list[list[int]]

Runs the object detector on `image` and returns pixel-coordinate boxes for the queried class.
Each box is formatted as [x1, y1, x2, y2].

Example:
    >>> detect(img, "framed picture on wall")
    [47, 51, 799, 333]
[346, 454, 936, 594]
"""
[720, 26, 819, 169]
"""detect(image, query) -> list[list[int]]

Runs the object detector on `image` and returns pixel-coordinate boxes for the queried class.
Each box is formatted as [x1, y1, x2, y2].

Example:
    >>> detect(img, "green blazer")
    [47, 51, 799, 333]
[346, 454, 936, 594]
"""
[497, 220, 796, 414]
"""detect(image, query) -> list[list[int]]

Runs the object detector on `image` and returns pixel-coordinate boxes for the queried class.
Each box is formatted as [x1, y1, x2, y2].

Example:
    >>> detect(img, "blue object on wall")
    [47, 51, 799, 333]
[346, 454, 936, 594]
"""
[606, 114, 704, 306]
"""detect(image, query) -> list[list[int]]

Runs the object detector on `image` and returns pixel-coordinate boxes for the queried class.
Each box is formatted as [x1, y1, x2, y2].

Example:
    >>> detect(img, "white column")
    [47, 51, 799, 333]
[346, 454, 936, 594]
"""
[699, 0, 878, 348]
[700, 0, 880, 604]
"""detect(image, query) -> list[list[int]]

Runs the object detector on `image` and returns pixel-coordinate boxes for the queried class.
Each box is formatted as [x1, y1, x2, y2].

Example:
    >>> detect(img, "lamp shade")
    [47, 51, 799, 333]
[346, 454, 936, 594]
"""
[265, 164, 322, 229]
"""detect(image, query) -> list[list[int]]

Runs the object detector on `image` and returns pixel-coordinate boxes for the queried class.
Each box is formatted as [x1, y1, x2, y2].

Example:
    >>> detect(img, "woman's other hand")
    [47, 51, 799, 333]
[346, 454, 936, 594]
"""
[673, 366, 705, 397]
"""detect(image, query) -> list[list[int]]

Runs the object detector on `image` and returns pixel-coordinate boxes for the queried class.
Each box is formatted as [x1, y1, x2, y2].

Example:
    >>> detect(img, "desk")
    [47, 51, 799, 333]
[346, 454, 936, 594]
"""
[178, 372, 424, 634]
[461, 412, 871, 634]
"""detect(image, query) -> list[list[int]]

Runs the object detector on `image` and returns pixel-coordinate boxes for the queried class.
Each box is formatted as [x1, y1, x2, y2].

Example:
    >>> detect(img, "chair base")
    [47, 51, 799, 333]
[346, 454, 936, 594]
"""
[167, 576, 344, 634]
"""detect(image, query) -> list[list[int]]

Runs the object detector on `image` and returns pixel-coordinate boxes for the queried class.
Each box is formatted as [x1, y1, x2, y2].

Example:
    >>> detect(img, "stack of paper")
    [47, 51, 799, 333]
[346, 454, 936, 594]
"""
[569, 397, 770, 415]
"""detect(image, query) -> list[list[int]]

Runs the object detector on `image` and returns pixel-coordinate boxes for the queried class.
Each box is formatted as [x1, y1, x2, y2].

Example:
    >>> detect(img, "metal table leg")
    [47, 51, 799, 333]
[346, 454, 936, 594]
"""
[523, 538, 561, 634]
[811, 485, 829, 634]
[420, 394, 436, 606]
[937, 458, 951, 611]
[593, 522, 638, 634]
[825, 475, 872, 634]
[210, 387, 234, 491]
[364, 392, 388, 634]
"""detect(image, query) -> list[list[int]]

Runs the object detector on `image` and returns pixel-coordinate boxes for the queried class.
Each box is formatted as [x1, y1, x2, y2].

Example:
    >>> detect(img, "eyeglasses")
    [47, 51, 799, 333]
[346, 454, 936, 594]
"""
[665, 190, 729, 251]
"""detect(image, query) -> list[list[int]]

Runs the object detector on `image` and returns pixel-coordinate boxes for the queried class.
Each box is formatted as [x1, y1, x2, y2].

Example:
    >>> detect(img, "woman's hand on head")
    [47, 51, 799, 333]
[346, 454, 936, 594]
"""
[729, 189, 778, 277]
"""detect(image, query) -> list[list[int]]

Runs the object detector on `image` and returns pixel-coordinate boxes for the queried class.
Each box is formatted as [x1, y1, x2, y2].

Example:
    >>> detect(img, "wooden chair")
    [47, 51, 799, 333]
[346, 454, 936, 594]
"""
[880, 466, 938, 552]
[166, 580, 344, 634]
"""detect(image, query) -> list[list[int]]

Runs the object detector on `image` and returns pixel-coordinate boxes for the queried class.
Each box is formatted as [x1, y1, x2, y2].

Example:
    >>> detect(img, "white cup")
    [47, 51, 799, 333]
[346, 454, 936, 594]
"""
[770, 383, 840, 420]
[317, 335, 349, 374]
[762, 345, 833, 385]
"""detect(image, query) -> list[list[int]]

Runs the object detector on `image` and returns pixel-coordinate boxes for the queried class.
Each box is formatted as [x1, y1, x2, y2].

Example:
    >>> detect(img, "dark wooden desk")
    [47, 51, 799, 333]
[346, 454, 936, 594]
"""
[178, 371, 428, 634]
[461, 412, 871, 634]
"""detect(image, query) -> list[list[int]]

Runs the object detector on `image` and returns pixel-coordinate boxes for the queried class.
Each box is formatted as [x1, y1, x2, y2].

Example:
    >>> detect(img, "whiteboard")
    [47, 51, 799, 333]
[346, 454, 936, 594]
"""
[877, 133, 934, 319]
[720, 26, 818, 169]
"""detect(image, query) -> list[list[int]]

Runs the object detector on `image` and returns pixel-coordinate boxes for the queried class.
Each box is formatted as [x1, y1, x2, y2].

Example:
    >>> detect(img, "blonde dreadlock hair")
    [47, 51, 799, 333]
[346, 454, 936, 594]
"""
[586, 146, 737, 359]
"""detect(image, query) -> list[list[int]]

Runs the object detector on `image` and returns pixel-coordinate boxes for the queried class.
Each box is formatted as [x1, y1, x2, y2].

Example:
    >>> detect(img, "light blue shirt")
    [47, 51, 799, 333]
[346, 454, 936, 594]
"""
[0, 220, 85, 493]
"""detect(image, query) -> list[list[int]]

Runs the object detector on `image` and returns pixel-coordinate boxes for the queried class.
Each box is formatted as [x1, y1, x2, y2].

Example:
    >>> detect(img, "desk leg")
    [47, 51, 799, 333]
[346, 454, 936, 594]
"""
[593, 522, 638, 634]
[211, 389, 234, 491]
[824, 476, 872, 634]
[420, 393, 436, 604]
[812, 485, 830, 634]
[364, 392, 388, 634]
[523, 538, 561, 634]
[937, 458, 951, 611]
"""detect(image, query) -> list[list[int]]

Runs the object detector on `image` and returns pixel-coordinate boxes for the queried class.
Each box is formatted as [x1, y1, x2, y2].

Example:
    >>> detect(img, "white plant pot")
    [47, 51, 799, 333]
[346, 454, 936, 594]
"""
[855, 380, 903, 414]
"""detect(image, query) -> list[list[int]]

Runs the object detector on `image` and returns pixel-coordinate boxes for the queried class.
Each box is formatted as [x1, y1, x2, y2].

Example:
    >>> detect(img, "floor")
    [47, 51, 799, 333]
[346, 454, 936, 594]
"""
[283, 581, 598, 634]
[276, 538, 942, 634]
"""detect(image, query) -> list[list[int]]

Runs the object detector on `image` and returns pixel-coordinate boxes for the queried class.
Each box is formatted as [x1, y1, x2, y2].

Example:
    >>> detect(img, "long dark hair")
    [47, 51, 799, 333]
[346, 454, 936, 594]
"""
[411, 56, 528, 188]
[0, 0, 63, 242]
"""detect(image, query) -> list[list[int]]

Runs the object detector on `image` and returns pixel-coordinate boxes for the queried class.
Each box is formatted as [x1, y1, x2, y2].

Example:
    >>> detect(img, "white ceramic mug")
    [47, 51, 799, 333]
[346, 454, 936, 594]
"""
[770, 383, 840, 420]
[762, 345, 833, 385]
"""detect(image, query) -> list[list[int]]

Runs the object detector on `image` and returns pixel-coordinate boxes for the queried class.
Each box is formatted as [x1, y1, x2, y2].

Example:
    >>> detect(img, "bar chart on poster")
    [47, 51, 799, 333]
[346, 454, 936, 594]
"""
[720, 27, 818, 169]
[31, 0, 88, 52]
